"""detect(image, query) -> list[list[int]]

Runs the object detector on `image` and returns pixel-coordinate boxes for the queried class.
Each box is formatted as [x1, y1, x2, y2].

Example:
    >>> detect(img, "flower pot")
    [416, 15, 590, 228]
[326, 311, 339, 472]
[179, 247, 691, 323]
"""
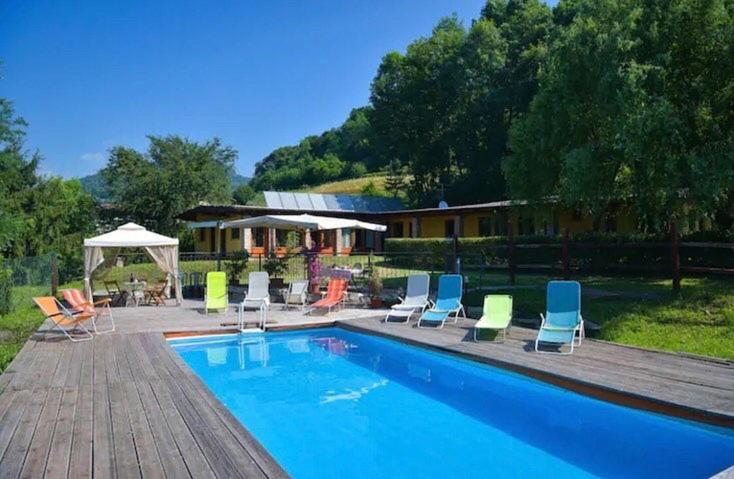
[370, 297, 383, 308]
[309, 283, 321, 294]
[271, 278, 285, 289]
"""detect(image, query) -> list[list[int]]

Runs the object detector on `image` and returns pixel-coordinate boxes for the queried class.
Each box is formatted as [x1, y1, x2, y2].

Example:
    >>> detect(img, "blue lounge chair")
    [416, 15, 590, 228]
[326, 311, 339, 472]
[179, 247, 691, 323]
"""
[535, 281, 585, 354]
[417, 274, 465, 328]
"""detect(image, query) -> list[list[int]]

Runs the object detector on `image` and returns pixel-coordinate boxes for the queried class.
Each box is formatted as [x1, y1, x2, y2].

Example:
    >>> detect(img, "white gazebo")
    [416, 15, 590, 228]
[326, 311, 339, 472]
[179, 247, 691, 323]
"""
[83, 222, 183, 305]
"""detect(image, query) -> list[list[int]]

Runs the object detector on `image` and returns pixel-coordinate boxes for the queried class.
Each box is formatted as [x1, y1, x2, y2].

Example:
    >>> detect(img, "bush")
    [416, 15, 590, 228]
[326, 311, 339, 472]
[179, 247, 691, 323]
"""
[0, 268, 13, 316]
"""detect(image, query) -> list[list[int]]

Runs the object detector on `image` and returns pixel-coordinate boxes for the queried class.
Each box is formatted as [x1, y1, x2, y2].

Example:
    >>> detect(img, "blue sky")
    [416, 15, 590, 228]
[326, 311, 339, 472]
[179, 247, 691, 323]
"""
[1, 0, 546, 178]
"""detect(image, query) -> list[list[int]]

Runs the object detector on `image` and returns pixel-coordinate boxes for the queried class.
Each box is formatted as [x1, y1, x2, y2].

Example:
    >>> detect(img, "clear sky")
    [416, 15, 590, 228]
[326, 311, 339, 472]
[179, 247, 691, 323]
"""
[1, 0, 536, 178]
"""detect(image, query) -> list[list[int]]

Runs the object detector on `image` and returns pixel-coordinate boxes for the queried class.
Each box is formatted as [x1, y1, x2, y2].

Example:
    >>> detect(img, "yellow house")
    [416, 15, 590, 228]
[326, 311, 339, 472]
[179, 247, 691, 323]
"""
[179, 192, 637, 255]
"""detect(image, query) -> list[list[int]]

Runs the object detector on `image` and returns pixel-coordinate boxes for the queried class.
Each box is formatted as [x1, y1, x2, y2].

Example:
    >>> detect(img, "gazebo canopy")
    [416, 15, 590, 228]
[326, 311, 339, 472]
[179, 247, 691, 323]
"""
[84, 222, 179, 247]
[219, 213, 387, 232]
[83, 223, 182, 304]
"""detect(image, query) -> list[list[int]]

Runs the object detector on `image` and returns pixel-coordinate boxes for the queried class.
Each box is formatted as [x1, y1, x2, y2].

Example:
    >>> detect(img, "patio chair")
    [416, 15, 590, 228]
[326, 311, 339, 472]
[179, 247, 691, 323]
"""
[62, 288, 115, 334]
[385, 273, 431, 323]
[417, 274, 465, 329]
[238, 272, 270, 329]
[283, 279, 308, 310]
[103, 280, 126, 306]
[306, 277, 348, 315]
[535, 281, 584, 355]
[473, 295, 512, 341]
[33, 296, 93, 342]
[205, 272, 228, 314]
[145, 279, 168, 306]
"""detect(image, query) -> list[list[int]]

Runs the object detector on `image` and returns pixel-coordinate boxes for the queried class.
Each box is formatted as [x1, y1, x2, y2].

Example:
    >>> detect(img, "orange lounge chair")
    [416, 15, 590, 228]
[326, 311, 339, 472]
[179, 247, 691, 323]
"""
[33, 296, 93, 342]
[62, 288, 115, 334]
[306, 278, 348, 315]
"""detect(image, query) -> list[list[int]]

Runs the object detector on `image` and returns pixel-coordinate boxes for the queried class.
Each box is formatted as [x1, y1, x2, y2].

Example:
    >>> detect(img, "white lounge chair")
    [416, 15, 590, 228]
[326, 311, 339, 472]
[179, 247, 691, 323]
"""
[238, 272, 270, 330]
[385, 273, 431, 323]
[283, 279, 308, 310]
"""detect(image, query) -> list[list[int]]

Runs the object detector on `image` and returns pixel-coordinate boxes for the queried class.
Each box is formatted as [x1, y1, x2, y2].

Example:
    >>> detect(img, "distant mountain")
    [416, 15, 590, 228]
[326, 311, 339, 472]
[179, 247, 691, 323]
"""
[80, 171, 250, 202]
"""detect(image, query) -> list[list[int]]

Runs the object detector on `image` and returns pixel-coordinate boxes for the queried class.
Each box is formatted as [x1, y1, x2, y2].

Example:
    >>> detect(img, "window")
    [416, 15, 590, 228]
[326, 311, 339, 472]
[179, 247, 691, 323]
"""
[253, 228, 265, 247]
[392, 222, 404, 238]
[493, 212, 508, 236]
[408, 221, 413, 238]
[198, 228, 206, 242]
[478, 217, 492, 237]
[231, 227, 240, 240]
[342, 228, 352, 248]
[444, 219, 455, 237]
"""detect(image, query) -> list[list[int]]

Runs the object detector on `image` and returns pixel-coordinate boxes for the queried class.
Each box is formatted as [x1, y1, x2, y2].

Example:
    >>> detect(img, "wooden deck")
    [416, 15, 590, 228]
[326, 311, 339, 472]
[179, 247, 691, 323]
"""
[0, 330, 289, 478]
[340, 317, 734, 427]
[0, 300, 733, 478]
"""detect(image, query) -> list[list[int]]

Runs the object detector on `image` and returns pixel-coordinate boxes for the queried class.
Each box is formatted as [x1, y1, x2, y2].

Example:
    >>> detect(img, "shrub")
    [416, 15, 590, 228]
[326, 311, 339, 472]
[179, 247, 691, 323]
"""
[0, 268, 13, 316]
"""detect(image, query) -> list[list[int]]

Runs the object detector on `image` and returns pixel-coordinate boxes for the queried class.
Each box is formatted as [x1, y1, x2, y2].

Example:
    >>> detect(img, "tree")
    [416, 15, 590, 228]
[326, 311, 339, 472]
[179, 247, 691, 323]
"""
[0, 95, 97, 279]
[233, 184, 255, 205]
[384, 160, 406, 197]
[102, 135, 236, 235]
[504, 0, 734, 232]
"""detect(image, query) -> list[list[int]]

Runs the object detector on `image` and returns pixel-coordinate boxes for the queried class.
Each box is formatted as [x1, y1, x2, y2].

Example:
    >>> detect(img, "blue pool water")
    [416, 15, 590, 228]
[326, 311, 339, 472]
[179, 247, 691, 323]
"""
[171, 328, 734, 478]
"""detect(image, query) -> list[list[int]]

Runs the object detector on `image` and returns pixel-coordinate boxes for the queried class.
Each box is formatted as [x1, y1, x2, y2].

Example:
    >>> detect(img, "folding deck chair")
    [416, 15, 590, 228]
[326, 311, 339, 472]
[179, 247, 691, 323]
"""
[385, 273, 431, 323]
[535, 281, 585, 354]
[62, 288, 115, 334]
[473, 294, 512, 341]
[417, 274, 465, 328]
[205, 272, 228, 314]
[33, 296, 94, 342]
[306, 277, 348, 315]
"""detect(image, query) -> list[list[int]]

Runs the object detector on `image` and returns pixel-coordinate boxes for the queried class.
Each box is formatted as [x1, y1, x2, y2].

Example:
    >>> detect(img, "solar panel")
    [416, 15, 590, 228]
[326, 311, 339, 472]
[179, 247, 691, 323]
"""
[264, 191, 404, 212]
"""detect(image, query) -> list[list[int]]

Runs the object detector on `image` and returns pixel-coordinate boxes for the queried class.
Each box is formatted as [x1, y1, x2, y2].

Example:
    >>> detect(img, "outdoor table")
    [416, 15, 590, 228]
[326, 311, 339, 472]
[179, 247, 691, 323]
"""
[123, 281, 147, 307]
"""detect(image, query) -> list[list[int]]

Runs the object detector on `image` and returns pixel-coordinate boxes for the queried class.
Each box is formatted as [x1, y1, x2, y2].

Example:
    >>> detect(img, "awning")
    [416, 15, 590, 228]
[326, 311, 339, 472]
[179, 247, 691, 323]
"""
[84, 222, 179, 247]
[219, 214, 387, 232]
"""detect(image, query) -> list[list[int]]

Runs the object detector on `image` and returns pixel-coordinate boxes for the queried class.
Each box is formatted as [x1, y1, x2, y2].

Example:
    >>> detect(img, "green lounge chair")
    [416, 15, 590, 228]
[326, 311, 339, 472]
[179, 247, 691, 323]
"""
[205, 271, 228, 314]
[473, 295, 513, 341]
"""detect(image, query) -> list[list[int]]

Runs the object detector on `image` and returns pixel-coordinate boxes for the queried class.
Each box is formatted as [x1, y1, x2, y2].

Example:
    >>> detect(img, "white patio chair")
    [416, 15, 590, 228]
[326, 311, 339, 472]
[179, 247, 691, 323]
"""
[238, 272, 270, 330]
[385, 273, 432, 323]
[283, 279, 308, 310]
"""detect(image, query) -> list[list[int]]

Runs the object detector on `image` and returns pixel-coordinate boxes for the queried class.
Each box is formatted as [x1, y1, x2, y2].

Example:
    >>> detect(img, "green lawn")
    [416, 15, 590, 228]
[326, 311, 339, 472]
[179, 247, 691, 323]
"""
[0, 285, 48, 371]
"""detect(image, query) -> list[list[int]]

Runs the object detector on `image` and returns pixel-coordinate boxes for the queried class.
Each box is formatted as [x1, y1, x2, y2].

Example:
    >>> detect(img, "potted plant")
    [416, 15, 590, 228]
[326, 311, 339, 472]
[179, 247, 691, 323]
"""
[262, 253, 288, 288]
[224, 252, 249, 285]
[305, 247, 322, 294]
[368, 268, 383, 308]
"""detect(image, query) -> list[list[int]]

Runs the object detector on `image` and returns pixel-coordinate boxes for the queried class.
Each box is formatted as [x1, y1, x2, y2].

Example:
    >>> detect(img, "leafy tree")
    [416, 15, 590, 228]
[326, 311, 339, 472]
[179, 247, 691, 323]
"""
[504, 0, 734, 232]
[102, 135, 235, 235]
[384, 160, 406, 197]
[233, 183, 255, 205]
[0, 96, 97, 279]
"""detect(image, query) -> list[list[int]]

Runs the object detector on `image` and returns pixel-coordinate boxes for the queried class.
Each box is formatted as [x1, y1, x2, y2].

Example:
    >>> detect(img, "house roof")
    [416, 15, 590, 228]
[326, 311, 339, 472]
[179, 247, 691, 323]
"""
[263, 191, 404, 213]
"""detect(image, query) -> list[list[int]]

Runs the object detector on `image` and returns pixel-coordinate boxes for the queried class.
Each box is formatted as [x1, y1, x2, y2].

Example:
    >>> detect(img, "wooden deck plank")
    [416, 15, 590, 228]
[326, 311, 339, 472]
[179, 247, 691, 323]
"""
[113, 337, 166, 479]
[138, 334, 249, 479]
[19, 387, 62, 479]
[152, 334, 287, 478]
[43, 387, 78, 479]
[92, 338, 115, 479]
[128, 335, 215, 478]
[0, 389, 49, 479]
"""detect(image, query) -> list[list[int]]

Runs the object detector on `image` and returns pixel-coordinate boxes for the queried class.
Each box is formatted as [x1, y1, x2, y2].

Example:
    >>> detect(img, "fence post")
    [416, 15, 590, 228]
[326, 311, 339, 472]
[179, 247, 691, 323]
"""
[452, 235, 459, 274]
[258, 253, 262, 272]
[216, 252, 222, 272]
[508, 222, 516, 285]
[51, 255, 59, 297]
[670, 219, 681, 295]
[562, 228, 570, 280]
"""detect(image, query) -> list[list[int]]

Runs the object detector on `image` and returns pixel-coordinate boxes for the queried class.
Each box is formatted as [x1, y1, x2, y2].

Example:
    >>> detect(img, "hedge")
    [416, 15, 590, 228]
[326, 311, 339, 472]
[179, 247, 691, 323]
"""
[0, 268, 13, 316]
[384, 235, 734, 273]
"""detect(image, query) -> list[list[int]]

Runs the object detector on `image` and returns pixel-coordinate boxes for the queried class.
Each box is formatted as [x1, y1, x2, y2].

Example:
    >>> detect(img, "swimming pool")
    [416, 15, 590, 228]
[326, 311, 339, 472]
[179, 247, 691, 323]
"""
[171, 328, 734, 478]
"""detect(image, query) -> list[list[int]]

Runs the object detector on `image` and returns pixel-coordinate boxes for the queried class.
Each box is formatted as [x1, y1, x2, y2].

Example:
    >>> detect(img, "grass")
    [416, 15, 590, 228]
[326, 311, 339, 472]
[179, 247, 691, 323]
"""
[0, 285, 48, 372]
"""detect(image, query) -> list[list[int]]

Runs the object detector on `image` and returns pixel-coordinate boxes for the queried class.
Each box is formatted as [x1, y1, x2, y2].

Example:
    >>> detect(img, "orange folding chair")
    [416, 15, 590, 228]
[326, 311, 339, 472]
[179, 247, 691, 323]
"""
[33, 297, 94, 342]
[306, 277, 349, 315]
[62, 288, 115, 334]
